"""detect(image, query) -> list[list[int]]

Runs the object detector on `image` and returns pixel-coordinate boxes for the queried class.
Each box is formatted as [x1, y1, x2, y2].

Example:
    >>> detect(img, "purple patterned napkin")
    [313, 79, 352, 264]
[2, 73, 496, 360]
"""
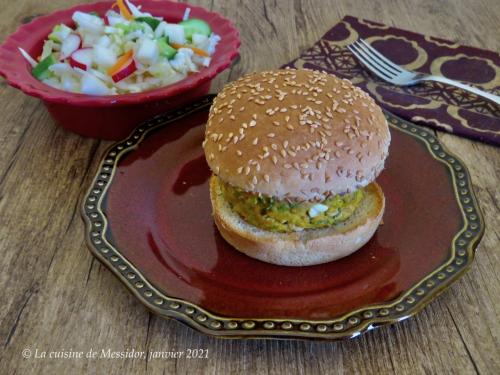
[283, 16, 500, 146]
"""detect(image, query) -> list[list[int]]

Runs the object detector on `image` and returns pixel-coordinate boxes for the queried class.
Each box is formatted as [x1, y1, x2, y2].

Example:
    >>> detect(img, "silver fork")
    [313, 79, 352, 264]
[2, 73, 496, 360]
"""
[348, 39, 500, 105]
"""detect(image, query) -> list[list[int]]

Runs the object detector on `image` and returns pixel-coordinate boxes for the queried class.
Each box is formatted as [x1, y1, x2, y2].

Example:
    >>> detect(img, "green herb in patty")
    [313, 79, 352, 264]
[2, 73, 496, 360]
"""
[221, 181, 365, 232]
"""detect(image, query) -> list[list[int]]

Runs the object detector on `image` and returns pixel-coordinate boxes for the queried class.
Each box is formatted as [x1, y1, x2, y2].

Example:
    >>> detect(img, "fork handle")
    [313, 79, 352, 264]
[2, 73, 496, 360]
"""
[423, 75, 500, 105]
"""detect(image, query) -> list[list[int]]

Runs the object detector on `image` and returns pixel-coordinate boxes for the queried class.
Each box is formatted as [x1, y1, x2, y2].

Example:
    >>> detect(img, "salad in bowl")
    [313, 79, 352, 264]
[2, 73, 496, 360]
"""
[19, 0, 221, 95]
[0, 0, 239, 139]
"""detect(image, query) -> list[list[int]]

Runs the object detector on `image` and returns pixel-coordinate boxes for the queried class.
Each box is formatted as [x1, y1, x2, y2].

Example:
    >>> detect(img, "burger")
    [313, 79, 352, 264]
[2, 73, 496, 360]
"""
[203, 69, 390, 266]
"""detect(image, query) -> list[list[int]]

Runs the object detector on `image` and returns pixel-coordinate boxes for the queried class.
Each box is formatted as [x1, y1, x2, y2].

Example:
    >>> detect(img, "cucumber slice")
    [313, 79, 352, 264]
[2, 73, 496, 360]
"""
[179, 18, 211, 40]
[32, 54, 57, 80]
[135, 16, 161, 31]
[157, 38, 177, 59]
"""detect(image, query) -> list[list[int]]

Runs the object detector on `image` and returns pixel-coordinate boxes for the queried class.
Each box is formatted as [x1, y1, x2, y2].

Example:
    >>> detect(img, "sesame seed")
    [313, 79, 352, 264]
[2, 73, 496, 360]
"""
[252, 137, 259, 145]
[267, 133, 275, 138]
[272, 155, 278, 164]
[245, 166, 251, 175]
[249, 120, 257, 127]
[252, 176, 258, 184]
[236, 150, 242, 156]
[264, 174, 270, 183]
[237, 166, 243, 174]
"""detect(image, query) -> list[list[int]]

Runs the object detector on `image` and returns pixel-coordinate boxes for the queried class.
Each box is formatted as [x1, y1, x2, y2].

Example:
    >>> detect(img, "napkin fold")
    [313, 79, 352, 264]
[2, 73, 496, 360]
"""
[283, 16, 500, 146]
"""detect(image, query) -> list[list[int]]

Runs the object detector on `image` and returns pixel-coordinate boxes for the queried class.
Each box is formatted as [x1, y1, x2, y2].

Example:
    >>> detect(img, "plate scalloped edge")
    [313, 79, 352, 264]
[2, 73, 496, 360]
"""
[81, 94, 485, 341]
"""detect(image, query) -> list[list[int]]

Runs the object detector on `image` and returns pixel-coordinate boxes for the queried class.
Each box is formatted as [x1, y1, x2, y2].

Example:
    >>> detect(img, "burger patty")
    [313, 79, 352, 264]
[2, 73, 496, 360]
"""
[220, 179, 365, 233]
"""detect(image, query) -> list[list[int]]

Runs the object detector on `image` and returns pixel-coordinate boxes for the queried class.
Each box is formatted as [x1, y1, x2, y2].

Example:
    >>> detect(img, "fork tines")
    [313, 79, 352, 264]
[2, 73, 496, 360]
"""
[347, 39, 403, 81]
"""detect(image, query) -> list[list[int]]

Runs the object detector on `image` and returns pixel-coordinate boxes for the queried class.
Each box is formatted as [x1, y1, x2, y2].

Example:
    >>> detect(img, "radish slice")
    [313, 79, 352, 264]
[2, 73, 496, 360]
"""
[60, 34, 82, 60]
[69, 48, 93, 70]
[111, 58, 137, 82]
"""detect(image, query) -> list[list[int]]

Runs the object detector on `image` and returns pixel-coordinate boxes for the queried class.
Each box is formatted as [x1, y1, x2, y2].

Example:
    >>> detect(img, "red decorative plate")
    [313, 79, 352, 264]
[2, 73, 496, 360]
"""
[82, 95, 484, 340]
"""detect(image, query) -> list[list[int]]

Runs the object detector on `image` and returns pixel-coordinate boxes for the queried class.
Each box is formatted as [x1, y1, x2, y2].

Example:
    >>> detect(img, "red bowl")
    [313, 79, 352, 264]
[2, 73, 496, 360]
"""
[0, 0, 240, 140]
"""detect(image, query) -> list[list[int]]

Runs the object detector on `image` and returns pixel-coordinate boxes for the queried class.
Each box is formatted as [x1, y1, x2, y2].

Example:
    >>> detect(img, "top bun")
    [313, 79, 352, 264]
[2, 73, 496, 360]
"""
[203, 69, 390, 201]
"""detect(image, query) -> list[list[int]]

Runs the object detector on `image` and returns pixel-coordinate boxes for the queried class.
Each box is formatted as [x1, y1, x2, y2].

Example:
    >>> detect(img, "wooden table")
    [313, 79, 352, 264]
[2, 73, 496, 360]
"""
[1, 0, 498, 374]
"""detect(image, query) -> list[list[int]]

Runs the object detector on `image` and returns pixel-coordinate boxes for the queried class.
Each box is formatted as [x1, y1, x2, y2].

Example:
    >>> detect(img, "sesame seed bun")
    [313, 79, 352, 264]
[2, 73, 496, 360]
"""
[210, 176, 385, 266]
[203, 69, 390, 201]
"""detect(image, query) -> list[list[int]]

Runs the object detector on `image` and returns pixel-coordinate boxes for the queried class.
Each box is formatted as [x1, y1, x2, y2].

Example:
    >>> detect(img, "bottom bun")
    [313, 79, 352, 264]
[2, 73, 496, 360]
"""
[210, 176, 385, 266]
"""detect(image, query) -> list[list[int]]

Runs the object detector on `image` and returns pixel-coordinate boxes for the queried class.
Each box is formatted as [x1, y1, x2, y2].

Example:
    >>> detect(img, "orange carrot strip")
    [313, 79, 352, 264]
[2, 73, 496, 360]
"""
[170, 43, 209, 57]
[107, 50, 134, 76]
[116, 0, 133, 20]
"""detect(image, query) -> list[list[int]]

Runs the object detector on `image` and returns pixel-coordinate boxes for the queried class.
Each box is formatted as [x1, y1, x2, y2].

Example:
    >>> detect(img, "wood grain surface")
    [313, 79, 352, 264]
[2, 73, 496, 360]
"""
[1, 0, 498, 374]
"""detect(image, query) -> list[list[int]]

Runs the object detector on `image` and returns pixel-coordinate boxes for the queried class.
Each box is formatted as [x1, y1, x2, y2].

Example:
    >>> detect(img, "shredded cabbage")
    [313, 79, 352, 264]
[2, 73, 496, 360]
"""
[20, 0, 220, 95]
